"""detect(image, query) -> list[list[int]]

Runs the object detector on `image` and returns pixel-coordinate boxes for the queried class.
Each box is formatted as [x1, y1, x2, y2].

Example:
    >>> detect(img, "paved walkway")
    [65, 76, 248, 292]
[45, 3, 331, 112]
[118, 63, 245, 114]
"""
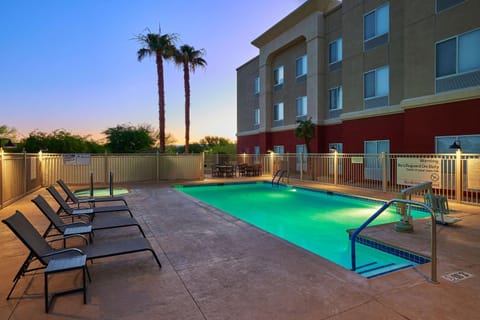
[0, 181, 479, 319]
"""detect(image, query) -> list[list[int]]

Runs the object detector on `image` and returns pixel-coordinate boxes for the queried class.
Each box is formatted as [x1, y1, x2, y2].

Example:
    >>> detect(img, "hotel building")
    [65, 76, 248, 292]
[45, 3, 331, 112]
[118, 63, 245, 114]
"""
[236, 0, 480, 156]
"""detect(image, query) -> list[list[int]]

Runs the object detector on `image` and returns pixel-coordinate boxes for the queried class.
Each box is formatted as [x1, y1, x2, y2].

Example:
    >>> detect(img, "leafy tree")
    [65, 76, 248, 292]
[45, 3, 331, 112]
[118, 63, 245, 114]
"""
[135, 28, 177, 153]
[103, 124, 155, 153]
[23, 129, 104, 153]
[199, 136, 231, 147]
[173, 44, 207, 153]
[199, 136, 236, 154]
[0, 125, 17, 150]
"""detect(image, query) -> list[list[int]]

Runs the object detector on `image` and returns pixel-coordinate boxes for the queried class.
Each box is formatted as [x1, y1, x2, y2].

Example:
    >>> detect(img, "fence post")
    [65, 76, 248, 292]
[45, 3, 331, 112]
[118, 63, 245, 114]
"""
[23, 149, 27, 194]
[334, 150, 338, 185]
[156, 150, 160, 181]
[455, 149, 462, 201]
[300, 153, 303, 181]
[381, 152, 388, 192]
[104, 151, 109, 185]
[90, 171, 94, 197]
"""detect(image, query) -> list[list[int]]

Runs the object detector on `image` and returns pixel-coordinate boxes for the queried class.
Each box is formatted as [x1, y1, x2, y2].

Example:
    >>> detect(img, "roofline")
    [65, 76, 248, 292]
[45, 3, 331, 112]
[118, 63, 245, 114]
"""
[251, 0, 342, 48]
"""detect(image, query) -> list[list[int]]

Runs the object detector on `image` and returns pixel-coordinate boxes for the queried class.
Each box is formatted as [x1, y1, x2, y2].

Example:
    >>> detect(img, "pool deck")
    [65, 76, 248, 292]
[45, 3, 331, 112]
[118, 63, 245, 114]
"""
[0, 178, 479, 319]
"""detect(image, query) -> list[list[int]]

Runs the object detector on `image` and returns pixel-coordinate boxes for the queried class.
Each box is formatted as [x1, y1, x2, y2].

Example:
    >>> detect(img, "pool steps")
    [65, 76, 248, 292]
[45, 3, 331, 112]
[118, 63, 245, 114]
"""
[355, 261, 414, 279]
[350, 234, 430, 278]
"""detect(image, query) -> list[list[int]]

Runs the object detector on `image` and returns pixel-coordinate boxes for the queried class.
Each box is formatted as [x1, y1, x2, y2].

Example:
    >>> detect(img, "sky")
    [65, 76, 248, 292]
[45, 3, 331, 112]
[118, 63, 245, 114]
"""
[1, 0, 306, 144]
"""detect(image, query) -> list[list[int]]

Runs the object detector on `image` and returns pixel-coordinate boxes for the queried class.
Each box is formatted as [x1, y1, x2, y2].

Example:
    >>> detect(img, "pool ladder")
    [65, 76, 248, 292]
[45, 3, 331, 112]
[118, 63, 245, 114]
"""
[350, 182, 438, 283]
[271, 169, 287, 186]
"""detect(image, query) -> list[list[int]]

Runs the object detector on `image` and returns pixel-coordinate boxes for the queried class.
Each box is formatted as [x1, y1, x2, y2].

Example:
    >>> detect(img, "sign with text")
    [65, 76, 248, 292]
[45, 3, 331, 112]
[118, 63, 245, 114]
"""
[63, 154, 91, 166]
[467, 159, 480, 190]
[397, 158, 441, 188]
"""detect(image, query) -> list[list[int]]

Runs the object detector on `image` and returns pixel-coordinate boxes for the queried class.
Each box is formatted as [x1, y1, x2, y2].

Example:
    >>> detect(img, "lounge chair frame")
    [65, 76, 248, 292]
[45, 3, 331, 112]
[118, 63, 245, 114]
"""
[2, 211, 161, 309]
[47, 185, 133, 219]
[57, 179, 128, 207]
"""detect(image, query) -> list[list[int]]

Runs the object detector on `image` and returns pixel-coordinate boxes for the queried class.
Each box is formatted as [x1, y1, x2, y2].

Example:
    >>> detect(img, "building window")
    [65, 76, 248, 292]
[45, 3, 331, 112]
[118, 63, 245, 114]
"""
[436, 29, 480, 78]
[296, 96, 307, 117]
[254, 146, 260, 162]
[364, 3, 389, 50]
[273, 66, 284, 86]
[254, 77, 260, 95]
[364, 140, 390, 181]
[273, 102, 284, 121]
[435, 135, 480, 153]
[436, 0, 464, 13]
[329, 39, 342, 64]
[329, 86, 343, 110]
[364, 66, 389, 108]
[436, 29, 480, 92]
[273, 145, 285, 154]
[296, 144, 307, 172]
[254, 108, 260, 126]
[295, 55, 307, 78]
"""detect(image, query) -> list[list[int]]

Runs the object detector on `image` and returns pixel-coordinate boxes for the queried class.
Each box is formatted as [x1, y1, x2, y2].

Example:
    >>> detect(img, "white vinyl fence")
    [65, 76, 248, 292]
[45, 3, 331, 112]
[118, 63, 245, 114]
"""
[1, 151, 479, 208]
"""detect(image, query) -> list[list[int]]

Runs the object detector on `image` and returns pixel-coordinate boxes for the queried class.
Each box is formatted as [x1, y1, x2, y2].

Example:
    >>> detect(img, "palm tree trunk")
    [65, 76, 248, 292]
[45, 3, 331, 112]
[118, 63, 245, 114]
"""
[156, 53, 166, 153]
[183, 61, 190, 153]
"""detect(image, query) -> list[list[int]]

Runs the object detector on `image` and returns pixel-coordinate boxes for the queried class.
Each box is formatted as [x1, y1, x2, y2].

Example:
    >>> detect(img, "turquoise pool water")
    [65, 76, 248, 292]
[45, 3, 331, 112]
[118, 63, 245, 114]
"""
[176, 182, 429, 273]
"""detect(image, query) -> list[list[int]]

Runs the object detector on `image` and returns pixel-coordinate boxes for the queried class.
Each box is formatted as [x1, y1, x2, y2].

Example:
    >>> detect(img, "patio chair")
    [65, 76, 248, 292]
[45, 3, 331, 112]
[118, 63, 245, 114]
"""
[423, 193, 461, 225]
[32, 195, 146, 242]
[57, 179, 128, 208]
[47, 185, 133, 219]
[2, 211, 161, 308]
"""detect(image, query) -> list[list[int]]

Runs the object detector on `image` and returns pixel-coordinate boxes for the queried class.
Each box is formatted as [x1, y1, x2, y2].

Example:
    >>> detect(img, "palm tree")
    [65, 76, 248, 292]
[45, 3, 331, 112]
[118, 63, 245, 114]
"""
[295, 117, 315, 153]
[295, 117, 315, 178]
[174, 45, 207, 153]
[135, 29, 176, 153]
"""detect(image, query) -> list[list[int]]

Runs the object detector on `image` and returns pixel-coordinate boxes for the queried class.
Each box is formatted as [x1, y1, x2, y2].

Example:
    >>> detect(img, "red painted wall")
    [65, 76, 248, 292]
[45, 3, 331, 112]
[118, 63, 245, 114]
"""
[403, 99, 480, 153]
[342, 113, 404, 153]
[237, 98, 480, 154]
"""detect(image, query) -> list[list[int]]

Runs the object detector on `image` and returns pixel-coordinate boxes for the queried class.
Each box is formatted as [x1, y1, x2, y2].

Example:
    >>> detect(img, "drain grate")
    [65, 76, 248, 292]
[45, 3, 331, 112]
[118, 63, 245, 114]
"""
[442, 271, 474, 282]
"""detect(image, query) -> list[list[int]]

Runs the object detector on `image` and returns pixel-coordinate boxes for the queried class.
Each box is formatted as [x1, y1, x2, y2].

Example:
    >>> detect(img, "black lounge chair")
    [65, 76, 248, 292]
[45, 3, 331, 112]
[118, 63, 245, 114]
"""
[47, 185, 133, 219]
[57, 179, 128, 207]
[32, 195, 146, 241]
[2, 211, 161, 307]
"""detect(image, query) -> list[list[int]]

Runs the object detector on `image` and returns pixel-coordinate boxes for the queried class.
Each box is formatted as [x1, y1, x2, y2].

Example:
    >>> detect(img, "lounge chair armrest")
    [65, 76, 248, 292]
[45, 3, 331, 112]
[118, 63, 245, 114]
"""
[63, 220, 89, 227]
[48, 234, 89, 245]
[60, 213, 90, 222]
[78, 198, 95, 203]
[41, 247, 85, 258]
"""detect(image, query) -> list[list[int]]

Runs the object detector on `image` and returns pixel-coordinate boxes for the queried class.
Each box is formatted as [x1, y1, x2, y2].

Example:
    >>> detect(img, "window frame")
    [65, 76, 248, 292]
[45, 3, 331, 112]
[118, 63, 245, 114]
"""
[295, 55, 307, 78]
[328, 86, 343, 110]
[435, 28, 480, 79]
[363, 3, 389, 42]
[254, 77, 260, 95]
[329, 38, 343, 64]
[273, 66, 284, 86]
[273, 102, 284, 121]
[363, 66, 389, 100]
[296, 96, 308, 117]
[253, 108, 260, 126]
[435, 0, 464, 13]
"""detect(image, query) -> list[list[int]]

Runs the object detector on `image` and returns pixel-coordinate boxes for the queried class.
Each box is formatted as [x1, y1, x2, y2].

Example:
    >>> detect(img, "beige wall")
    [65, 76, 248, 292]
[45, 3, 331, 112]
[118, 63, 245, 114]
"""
[236, 57, 259, 133]
[237, 0, 480, 137]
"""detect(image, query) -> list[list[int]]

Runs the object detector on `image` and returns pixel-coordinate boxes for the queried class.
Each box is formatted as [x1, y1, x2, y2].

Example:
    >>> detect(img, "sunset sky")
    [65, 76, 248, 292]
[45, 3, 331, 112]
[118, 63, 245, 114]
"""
[1, 0, 306, 144]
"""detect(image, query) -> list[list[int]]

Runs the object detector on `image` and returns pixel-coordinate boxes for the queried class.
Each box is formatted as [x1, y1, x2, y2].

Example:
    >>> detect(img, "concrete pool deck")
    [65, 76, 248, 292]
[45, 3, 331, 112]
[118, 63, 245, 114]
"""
[0, 179, 479, 319]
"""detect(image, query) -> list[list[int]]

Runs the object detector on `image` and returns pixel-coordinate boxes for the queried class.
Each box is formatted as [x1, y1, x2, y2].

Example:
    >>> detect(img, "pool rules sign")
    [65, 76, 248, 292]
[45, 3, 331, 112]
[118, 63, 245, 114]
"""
[396, 158, 441, 188]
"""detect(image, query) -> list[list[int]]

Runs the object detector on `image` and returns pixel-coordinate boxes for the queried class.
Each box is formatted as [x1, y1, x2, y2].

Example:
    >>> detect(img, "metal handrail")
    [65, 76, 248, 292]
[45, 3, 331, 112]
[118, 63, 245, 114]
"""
[350, 195, 437, 283]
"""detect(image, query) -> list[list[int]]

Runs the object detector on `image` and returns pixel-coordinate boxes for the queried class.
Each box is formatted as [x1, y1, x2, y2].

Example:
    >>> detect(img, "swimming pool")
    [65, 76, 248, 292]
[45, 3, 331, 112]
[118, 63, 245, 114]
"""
[176, 182, 429, 277]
